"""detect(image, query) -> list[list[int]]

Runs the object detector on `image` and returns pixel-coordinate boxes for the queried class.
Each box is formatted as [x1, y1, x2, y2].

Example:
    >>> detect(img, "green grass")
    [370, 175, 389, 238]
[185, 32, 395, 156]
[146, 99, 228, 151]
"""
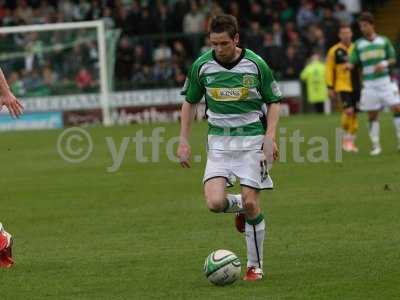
[0, 113, 399, 300]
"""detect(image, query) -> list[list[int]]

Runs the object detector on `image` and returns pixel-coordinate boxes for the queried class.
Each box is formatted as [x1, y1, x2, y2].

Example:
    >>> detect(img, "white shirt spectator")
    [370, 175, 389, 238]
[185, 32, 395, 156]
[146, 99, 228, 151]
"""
[183, 3, 205, 33]
[339, 0, 361, 14]
[153, 43, 172, 61]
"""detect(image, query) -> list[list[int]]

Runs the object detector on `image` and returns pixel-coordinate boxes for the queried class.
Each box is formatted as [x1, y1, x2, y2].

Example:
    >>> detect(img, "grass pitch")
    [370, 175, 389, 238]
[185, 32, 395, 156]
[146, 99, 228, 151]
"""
[0, 113, 399, 300]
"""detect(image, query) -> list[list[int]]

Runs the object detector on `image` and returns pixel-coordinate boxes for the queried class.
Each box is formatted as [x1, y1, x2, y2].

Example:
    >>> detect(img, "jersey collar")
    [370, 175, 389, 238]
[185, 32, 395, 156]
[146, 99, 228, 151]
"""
[212, 48, 245, 70]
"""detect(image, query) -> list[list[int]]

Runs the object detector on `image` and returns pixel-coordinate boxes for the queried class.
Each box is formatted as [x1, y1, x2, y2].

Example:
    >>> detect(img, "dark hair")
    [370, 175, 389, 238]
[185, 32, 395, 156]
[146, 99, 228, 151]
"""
[339, 23, 352, 30]
[358, 11, 374, 24]
[209, 14, 239, 39]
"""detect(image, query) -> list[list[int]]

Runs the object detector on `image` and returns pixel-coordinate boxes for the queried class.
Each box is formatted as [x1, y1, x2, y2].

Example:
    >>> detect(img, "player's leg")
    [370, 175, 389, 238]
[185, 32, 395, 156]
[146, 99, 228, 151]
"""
[241, 186, 265, 281]
[203, 177, 244, 213]
[342, 93, 359, 152]
[233, 150, 272, 281]
[360, 87, 382, 155]
[390, 104, 400, 150]
[368, 110, 381, 155]
[339, 92, 357, 152]
[203, 150, 244, 214]
[384, 82, 400, 150]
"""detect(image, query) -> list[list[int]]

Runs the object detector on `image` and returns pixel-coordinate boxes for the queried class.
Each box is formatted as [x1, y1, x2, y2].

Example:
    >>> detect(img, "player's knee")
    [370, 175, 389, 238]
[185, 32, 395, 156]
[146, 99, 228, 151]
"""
[344, 107, 354, 116]
[205, 195, 225, 213]
[368, 111, 379, 121]
[391, 104, 400, 113]
[243, 198, 257, 214]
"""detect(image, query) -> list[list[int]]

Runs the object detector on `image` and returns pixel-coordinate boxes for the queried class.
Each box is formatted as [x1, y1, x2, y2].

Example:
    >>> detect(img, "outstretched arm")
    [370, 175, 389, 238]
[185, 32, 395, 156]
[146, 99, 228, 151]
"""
[263, 102, 280, 167]
[0, 68, 24, 118]
[177, 101, 197, 168]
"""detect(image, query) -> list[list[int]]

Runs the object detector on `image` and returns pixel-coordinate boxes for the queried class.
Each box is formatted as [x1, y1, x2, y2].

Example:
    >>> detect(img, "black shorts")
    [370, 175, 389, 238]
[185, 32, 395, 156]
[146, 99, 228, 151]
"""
[338, 92, 359, 110]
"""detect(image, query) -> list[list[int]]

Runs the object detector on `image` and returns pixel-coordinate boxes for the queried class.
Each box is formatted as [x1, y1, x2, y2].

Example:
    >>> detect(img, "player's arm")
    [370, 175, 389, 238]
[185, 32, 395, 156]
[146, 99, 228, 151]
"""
[265, 102, 280, 163]
[178, 63, 204, 168]
[0, 68, 24, 118]
[325, 48, 336, 100]
[375, 38, 397, 72]
[347, 44, 359, 70]
[178, 101, 197, 168]
[258, 59, 282, 164]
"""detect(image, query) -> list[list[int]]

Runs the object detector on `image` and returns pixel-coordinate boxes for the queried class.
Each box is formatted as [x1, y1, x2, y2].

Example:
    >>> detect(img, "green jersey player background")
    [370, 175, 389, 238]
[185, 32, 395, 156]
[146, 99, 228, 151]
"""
[349, 12, 400, 155]
[177, 14, 281, 281]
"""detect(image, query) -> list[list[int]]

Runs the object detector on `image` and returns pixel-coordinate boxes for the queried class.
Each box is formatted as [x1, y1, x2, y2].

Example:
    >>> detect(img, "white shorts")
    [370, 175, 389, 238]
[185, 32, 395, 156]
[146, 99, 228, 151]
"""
[203, 149, 273, 190]
[360, 82, 400, 111]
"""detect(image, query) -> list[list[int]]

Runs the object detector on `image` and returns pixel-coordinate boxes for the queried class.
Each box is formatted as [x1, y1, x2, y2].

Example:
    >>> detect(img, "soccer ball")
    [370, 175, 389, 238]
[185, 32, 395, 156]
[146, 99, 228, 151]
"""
[204, 249, 241, 286]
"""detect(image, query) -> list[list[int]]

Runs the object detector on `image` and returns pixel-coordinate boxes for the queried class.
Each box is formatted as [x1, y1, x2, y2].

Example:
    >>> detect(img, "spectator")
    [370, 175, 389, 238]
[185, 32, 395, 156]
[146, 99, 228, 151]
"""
[279, 0, 295, 24]
[271, 21, 283, 47]
[339, 0, 361, 14]
[9, 71, 25, 97]
[296, 0, 317, 28]
[123, 0, 140, 35]
[102, 6, 115, 29]
[172, 40, 188, 69]
[58, 0, 74, 22]
[281, 45, 304, 79]
[137, 7, 155, 35]
[248, 2, 265, 27]
[75, 67, 94, 91]
[305, 24, 326, 55]
[157, 3, 174, 34]
[183, 1, 205, 34]
[15, 0, 32, 24]
[300, 52, 329, 114]
[72, 0, 91, 21]
[153, 42, 172, 62]
[320, 6, 339, 49]
[333, 3, 354, 24]
[259, 32, 283, 74]
[115, 36, 133, 82]
[245, 21, 264, 53]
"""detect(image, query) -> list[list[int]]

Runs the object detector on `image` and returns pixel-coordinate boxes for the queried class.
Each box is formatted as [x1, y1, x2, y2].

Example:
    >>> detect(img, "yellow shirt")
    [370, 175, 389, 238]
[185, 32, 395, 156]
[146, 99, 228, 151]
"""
[300, 60, 328, 103]
[325, 42, 353, 92]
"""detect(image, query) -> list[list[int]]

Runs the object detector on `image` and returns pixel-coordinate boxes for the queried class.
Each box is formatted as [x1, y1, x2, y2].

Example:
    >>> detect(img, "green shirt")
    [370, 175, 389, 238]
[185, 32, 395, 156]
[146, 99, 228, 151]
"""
[349, 35, 396, 86]
[300, 60, 328, 103]
[182, 48, 282, 150]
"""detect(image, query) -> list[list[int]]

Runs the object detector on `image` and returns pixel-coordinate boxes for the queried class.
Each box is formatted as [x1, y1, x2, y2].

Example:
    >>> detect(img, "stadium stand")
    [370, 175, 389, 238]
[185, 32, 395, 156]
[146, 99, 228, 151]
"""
[0, 0, 397, 96]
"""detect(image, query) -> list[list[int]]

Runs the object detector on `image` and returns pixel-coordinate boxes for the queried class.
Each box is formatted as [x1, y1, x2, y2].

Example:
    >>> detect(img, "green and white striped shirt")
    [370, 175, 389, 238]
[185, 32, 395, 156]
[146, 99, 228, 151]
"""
[350, 35, 396, 86]
[182, 48, 282, 150]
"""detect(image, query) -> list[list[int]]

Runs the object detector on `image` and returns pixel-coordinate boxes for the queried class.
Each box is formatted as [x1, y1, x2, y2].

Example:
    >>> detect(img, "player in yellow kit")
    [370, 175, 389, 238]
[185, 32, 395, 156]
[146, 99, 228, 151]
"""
[326, 24, 360, 152]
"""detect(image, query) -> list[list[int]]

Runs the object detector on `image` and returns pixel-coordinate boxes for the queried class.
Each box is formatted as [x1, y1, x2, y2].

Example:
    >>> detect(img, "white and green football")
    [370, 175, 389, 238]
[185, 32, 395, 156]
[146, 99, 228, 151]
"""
[204, 249, 241, 286]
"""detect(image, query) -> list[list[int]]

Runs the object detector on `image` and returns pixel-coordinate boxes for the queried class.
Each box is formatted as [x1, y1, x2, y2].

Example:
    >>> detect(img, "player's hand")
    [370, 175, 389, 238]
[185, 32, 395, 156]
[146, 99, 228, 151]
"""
[374, 63, 386, 73]
[263, 135, 279, 171]
[177, 142, 191, 168]
[328, 88, 336, 101]
[0, 90, 24, 118]
[0, 223, 14, 268]
[344, 63, 353, 70]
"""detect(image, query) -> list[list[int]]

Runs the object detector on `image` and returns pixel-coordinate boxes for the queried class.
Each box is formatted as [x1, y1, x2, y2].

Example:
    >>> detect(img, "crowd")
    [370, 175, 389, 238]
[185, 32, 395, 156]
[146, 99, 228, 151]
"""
[0, 0, 395, 96]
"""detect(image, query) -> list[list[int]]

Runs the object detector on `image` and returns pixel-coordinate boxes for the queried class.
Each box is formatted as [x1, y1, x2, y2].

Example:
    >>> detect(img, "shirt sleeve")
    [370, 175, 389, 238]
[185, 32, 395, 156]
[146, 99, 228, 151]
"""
[258, 59, 282, 103]
[181, 62, 204, 103]
[300, 65, 308, 81]
[349, 44, 360, 65]
[385, 38, 396, 61]
[325, 47, 335, 89]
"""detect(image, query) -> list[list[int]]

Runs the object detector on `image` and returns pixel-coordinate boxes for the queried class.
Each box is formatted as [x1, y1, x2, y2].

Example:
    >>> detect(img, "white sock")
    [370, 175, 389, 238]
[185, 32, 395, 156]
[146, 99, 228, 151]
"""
[393, 115, 400, 143]
[245, 214, 265, 268]
[369, 120, 380, 148]
[223, 194, 243, 213]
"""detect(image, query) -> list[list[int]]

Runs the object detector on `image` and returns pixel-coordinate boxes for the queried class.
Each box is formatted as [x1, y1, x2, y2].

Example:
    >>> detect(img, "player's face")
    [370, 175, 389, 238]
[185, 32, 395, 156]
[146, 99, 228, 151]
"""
[359, 21, 374, 37]
[339, 27, 352, 44]
[209, 32, 239, 63]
